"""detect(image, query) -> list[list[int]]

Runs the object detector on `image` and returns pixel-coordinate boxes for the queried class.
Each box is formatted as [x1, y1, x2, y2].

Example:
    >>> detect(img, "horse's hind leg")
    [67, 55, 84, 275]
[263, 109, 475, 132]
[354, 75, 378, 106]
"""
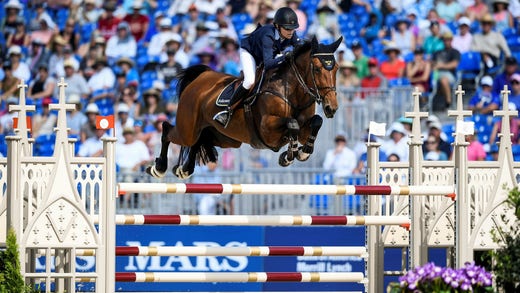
[297, 115, 323, 162]
[278, 118, 300, 167]
[173, 144, 198, 179]
[146, 121, 173, 178]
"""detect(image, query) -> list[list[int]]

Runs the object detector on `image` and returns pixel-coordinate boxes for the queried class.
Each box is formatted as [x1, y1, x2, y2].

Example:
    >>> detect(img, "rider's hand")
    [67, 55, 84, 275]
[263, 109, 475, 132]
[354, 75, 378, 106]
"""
[284, 50, 293, 60]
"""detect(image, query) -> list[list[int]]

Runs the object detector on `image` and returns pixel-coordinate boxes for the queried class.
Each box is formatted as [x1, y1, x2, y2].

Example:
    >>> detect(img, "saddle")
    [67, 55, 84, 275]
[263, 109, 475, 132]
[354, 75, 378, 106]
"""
[215, 67, 265, 107]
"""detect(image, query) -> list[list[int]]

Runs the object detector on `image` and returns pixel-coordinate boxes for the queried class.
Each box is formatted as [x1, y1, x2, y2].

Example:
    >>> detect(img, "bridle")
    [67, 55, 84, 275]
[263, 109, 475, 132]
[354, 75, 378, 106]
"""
[290, 52, 337, 106]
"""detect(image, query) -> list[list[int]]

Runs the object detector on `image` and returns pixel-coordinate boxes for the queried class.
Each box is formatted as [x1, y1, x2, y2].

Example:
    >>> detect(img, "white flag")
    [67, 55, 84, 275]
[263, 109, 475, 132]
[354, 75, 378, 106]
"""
[369, 121, 386, 136]
[456, 120, 474, 135]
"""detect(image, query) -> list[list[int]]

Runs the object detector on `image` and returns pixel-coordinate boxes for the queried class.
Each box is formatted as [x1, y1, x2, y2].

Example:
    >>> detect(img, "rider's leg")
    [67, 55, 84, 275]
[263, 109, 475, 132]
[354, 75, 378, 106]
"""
[214, 49, 256, 127]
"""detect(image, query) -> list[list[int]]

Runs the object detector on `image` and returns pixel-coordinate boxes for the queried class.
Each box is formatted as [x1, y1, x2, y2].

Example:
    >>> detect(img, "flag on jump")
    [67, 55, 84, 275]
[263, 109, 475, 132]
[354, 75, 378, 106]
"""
[369, 121, 386, 136]
[96, 115, 114, 130]
[456, 120, 474, 135]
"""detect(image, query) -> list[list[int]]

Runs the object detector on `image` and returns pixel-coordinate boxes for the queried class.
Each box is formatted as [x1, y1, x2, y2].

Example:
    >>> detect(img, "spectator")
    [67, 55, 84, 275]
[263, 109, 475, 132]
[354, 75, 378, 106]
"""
[139, 89, 167, 132]
[79, 44, 102, 81]
[161, 36, 190, 67]
[338, 60, 360, 89]
[66, 94, 87, 137]
[179, 4, 202, 46]
[352, 134, 387, 175]
[142, 11, 165, 46]
[492, 0, 514, 32]
[380, 42, 406, 81]
[391, 18, 415, 56]
[106, 22, 137, 60]
[361, 58, 387, 92]
[59, 59, 90, 101]
[147, 18, 178, 58]
[97, 1, 121, 41]
[432, 31, 460, 110]
[493, 56, 519, 96]
[59, 18, 80, 53]
[87, 57, 115, 102]
[196, 47, 217, 70]
[216, 37, 240, 75]
[451, 16, 472, 54]
[114, 103, 135, 143]
[190, 22, 212, 59]
[28, 65, 56, 103]
[159, 48, 184, 86]
[422, 114, 449, 141]
[322, 134, 357, 178]
[26, 39, 51, 78]
[352, 40, 370, 79]
[424, 135, 448, 161]
[489, 102, 520, 145]
[387, 153, 400, 162]
[436, 0, 463, 23]
[55, 45, 80, 79]
[116, 57, 139, 85]
[406, 47, 431, 94]
[249, 149, 269, 169]
[76, 0, 102, 26]
[0, 97, 19, 134]
[424, 121, 452, 158]
[0, 61, 20, 102]
[466, 0, 489, 22]
[381, 121, 409, 161]
[214, 7, 238, 41]
[30, 18, 56, 47]
[32, 97, 57, 137]
[122, 0, 150, 42]
[77, 128, 107, 157]
[6, 16, 29, 48]
[466, 131, 487, 161]
[30, 2, 56, 32]
[470, 13, 511, 74]
[193, 161, 223, 215]
[360, 12, 384, 45]
[48, 36, 68, 79]
[405, 9, 422, 46]
[2, 0, 23, 40]
[508, 73, 520, 109]
[80, 103, 100, 143]
[118, 86, 140, 120]
[8, 45, 30, 82]
[423, 20, 444, 57]
[468, 76, 500, 115]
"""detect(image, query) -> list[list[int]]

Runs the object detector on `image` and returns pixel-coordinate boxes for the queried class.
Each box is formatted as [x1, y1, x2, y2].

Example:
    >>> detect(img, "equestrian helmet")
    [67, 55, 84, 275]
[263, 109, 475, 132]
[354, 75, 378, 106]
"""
[274, 7, 299, 30]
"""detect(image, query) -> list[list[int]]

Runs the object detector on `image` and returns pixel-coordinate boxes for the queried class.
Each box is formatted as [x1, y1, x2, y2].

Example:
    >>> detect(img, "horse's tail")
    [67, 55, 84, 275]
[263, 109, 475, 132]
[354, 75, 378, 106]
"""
[176, 65, 212, 100]
[195, 128, 219, 165]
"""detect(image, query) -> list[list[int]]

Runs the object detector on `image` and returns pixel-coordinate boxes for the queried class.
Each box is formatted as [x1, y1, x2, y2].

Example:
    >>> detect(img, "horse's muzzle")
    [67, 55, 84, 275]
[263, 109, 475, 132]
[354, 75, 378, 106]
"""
[323, 105, 336, 118]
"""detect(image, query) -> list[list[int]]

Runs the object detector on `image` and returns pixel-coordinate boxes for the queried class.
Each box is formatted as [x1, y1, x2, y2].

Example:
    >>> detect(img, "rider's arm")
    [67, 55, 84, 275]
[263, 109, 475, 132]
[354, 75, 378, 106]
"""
[262, 34, 285, 70]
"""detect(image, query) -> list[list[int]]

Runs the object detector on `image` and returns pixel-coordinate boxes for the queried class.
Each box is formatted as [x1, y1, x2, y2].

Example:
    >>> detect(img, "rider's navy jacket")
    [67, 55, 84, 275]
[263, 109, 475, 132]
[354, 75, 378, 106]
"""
[240, 24, 299, 70]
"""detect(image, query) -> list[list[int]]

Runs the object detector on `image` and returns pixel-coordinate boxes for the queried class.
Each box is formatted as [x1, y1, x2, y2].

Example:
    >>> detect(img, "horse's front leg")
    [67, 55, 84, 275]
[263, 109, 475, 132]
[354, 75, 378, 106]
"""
[297, 115, 323, 162]
[146, 121, 173, 178]
[279, 118, 300, 167]
[173, 144, 198, 180]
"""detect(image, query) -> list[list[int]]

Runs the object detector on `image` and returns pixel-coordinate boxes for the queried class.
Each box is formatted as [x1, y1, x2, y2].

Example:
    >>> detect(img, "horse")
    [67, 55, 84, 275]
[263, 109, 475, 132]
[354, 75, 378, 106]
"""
[147, 36, 343, 179]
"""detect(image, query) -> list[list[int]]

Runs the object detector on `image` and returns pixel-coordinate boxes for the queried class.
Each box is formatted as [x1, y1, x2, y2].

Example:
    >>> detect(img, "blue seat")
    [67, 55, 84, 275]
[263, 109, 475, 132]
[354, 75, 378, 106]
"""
[507, 36, 520, 52]
[388, 78, 411, 87]
[34, 134, 56, 156]
[0, 134, 6, 157]
[502, 27, 517, 39]
[80, 22, 97, 44]
[457, 51, 481, 81]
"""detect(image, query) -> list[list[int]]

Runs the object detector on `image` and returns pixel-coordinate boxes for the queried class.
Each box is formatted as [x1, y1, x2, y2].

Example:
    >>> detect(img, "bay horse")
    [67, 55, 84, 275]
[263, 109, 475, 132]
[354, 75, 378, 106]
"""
[147, 36, 343, 179]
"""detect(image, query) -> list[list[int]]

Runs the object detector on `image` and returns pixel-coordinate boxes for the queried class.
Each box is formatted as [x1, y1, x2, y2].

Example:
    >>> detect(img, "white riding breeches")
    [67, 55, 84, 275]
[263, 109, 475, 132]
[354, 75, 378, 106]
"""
[240, 48, 256, 90]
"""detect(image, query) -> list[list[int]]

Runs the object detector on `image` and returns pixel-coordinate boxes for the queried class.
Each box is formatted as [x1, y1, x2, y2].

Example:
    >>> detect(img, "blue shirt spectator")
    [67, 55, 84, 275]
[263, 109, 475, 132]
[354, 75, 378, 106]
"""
[493, 56, 519, 96]
[468, 76, 500, 115]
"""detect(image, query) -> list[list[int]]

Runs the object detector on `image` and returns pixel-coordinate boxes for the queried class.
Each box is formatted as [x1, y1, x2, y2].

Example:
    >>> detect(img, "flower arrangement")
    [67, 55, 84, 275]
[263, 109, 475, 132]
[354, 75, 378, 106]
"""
[390, 262, 493, 292]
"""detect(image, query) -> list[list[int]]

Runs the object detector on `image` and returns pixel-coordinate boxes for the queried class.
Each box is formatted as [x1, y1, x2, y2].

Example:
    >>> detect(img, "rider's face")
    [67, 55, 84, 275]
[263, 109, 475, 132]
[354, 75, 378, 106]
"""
[279, 26, 295, 39]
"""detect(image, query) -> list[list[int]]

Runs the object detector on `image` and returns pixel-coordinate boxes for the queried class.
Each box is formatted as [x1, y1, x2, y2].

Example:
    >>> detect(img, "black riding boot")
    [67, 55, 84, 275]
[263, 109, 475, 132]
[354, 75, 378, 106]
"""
[213, 85, 248, 127]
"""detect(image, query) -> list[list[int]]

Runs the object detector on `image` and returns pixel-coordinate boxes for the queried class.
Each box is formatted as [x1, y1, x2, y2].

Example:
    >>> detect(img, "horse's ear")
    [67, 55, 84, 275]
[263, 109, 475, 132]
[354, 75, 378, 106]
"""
[331, 36, 344, 52]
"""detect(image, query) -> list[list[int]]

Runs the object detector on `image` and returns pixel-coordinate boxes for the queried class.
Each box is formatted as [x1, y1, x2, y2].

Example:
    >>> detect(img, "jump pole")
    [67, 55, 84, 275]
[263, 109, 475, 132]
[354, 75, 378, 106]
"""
[110, 215, 411, 228]
[115, 272, 366, 283]
[117, 183, 455, 198]
[73, 246, 367, 257]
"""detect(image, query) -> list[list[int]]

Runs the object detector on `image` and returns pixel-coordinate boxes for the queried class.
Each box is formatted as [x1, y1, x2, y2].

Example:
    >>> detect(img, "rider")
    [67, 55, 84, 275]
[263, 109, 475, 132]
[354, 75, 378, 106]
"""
[213, 7, 300, 127]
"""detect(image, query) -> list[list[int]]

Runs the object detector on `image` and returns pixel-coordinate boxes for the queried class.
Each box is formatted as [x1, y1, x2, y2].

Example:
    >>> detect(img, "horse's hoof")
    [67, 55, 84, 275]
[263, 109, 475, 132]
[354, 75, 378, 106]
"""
[278, 151, 293, 167]
[154, 157, 168, 173]
[174, 166, 192, 179]
[297, 150, 310, 161]
[146, 165, 166, 178]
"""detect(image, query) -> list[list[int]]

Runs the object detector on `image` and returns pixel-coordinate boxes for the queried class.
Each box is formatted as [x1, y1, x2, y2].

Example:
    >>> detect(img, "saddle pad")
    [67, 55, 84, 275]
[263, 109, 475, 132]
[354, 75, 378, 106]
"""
[216, 80, 239, 107]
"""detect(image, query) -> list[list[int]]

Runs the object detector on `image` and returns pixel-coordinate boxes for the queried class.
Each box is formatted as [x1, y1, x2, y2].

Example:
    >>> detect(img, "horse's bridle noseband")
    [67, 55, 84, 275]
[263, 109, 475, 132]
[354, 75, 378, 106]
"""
[290, 52, 337, 105]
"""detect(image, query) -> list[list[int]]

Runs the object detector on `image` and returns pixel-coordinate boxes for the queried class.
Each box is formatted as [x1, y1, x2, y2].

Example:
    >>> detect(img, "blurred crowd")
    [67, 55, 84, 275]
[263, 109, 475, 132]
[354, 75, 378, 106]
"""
[0, 0, 519, 166]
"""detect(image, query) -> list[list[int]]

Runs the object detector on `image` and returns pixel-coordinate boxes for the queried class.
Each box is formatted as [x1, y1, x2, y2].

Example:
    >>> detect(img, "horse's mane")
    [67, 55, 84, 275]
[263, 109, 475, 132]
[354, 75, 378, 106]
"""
[176, 64, 212, 98]
[293, 40, 312, 59]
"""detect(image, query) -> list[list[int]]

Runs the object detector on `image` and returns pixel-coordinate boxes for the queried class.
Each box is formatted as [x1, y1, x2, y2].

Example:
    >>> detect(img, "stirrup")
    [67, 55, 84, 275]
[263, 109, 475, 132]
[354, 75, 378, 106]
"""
[213, 110, 230, 127]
